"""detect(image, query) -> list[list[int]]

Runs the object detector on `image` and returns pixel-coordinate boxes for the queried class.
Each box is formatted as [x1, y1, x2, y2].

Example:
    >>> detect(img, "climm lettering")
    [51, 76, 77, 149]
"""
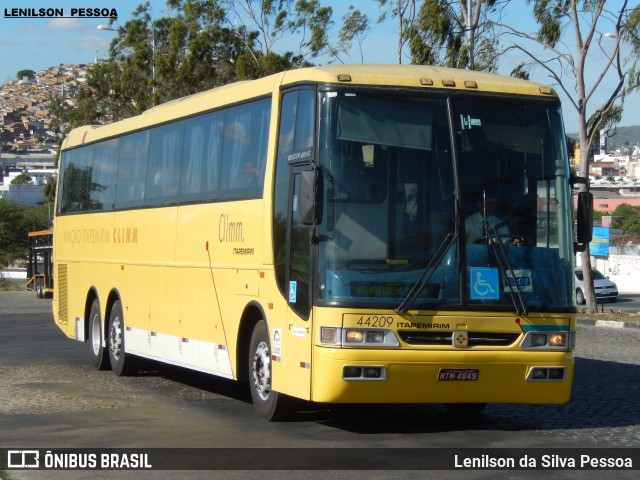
[219, 214, 244, 242]
[113, 227, 138, 244]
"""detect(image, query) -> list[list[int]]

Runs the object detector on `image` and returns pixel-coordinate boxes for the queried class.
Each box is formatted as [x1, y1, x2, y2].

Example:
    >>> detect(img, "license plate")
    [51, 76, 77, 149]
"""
[438, 368, 479, 381]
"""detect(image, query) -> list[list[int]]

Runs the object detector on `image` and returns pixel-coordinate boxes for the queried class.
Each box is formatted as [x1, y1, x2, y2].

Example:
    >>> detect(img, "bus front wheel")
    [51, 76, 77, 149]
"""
[248, 320, 293, 421]
[108, 300, 137, 376]
[89, 299, 110, 370]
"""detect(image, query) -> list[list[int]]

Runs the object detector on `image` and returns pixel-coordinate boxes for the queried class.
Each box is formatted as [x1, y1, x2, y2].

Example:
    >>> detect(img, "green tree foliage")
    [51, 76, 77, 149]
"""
[376, 0, 417, 64]
[0, 201, 50, 268]
[337, 6, 371, 63]
[404, 0, 500, 71]
[612, 204, 640, 235]
[50, 0, 350, 126]
[10, 173, 32, 185]
[16, 69, 35, 79]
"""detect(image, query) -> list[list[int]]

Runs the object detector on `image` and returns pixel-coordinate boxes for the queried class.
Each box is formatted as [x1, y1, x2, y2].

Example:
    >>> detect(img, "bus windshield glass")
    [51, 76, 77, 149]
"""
[316, 90, 574, 310]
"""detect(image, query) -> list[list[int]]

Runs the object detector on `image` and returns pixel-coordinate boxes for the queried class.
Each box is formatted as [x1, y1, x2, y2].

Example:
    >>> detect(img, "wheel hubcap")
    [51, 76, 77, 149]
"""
[109, 316, 123, 360]
[251, 341, 271, 401]
[91, 314, 101, 356]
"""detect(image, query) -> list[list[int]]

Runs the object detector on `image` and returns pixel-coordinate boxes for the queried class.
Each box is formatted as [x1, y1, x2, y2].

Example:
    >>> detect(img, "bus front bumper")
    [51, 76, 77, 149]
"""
[310, 347, 573, 404]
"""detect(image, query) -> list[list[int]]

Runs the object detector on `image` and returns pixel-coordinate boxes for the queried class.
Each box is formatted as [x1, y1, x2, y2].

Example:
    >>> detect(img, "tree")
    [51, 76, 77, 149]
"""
[10, 173, 32, 185]
[223, 0, 339, 66]
[376, 0, 417, 64]
[0, 201, 50, 268]
[16, 69, 35, 80]
[407, 0, 502, 71]
[611, 203, 640, 235]
[337, 6, 371, 63]
[496, 0, 640, 313]
[55, 0, 348, 124]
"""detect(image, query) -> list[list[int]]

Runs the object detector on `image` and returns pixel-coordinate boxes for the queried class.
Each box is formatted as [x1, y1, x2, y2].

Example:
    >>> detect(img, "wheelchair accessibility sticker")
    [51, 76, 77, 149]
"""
[469, 267, 500, 300]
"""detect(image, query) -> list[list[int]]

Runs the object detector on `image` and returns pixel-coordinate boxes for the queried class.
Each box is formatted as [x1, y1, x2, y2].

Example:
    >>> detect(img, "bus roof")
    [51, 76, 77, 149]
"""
[62, 64, 557, 149]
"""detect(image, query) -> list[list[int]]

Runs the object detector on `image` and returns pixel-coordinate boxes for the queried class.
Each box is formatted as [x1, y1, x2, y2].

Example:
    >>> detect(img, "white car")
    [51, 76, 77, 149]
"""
[575, 268, 618, 305]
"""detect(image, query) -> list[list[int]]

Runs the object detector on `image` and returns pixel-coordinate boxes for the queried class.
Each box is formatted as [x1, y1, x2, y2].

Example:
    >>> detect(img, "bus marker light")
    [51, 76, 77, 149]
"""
[337, 74, 352, 82]
[320, 327, 340, 344]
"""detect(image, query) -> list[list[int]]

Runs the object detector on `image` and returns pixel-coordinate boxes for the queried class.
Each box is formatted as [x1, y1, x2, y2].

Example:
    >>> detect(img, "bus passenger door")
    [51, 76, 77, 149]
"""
[278, 170, 313, 400]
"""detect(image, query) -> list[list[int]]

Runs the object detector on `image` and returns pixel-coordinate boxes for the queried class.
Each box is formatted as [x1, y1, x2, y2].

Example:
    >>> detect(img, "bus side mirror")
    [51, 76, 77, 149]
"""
[300, 169, 323, 226]
[575, 191, 593, 252]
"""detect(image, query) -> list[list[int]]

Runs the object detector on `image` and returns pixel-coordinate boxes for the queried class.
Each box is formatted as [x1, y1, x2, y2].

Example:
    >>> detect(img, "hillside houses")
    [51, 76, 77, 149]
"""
[0, 64, 88, 153]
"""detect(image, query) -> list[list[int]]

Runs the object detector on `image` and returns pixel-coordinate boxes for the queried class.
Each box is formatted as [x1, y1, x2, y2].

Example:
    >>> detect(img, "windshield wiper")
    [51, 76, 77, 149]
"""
[395, 233, 457, 314]
[485, 225, 528, 316]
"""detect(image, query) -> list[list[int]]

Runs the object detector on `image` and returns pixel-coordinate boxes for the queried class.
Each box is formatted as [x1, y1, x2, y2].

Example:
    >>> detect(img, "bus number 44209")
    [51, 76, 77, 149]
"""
[356, 316, 394, 328]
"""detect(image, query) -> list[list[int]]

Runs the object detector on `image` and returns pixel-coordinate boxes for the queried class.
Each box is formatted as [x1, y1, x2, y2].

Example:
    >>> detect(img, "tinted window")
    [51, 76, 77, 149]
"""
[146, 122, 183, 206]
[179, 112, 223, 202]
[58, 96, 271, 213]
[115, 130, 149, 208]
[220, 99, 271, 199]
[92, 138, 118, 210]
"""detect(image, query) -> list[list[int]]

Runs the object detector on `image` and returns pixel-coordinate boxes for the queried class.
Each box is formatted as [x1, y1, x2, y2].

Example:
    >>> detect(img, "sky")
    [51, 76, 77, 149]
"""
[1, 0, 638, 134]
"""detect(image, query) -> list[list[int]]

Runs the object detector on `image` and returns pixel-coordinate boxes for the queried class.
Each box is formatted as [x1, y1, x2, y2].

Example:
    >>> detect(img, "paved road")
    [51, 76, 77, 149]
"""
[0, 291, 638, 479]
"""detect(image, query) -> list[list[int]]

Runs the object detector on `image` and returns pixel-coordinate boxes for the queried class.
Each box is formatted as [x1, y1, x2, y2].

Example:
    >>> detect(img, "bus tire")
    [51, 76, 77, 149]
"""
[248, 320, 293, 421]
[107, 300, 137, 376]
[89, 299, 110, 370]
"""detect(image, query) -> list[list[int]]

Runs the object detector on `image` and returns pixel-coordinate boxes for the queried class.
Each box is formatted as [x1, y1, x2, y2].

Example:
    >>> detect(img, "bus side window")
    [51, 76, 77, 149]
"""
[116, 130, 149, 208]
[146, 123, 183, 205]
[220, 98, 271, 199]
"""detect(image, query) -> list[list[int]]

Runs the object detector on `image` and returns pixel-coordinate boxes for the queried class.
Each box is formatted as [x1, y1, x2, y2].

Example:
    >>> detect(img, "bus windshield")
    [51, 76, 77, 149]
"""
[316, 90, 574, 311]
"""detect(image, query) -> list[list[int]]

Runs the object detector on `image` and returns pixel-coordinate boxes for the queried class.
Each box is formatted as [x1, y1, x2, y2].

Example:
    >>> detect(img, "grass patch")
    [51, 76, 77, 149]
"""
[0, 276, 24, 292]
[0, 471, 15, 480]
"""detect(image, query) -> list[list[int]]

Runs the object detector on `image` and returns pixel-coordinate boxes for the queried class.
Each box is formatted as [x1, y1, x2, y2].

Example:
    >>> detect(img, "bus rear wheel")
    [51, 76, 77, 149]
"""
[107, 300, 137, 376]
[89, 299, 110, 370]
[248, 320, 293, 421]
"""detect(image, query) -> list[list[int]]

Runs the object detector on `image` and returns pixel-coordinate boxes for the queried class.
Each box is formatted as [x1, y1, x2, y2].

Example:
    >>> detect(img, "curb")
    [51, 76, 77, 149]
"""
[577, 318, 640, 330]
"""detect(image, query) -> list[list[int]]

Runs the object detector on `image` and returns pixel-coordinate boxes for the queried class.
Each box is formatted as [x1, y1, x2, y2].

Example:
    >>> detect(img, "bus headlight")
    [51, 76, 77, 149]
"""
[520, 331, 573, 350]
[345, 330, 364, 343]
[319, 327, 399, 347]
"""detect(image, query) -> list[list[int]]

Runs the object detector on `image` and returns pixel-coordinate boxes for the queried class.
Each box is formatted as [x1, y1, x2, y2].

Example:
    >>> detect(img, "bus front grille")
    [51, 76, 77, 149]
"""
[398, 331, 520, 346]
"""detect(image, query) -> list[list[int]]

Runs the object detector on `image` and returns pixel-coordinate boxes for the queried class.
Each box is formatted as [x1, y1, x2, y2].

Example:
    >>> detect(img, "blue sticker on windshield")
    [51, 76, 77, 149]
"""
[289, 281, 297, 303]
[469, 267, 499, 300]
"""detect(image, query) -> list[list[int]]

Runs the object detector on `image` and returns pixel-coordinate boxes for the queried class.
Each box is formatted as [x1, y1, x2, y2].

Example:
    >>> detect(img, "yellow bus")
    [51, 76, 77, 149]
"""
[53, 64, 591, 420]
